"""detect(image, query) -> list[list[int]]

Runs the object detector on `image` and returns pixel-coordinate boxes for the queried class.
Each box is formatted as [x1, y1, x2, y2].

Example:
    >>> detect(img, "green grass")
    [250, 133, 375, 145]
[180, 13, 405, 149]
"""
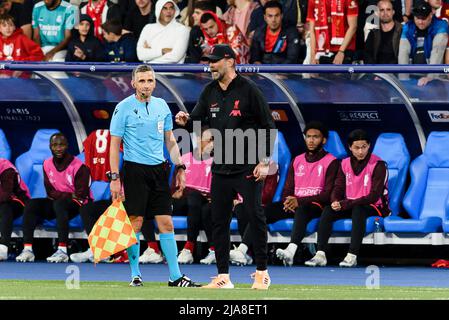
[1, 280, 449, 300]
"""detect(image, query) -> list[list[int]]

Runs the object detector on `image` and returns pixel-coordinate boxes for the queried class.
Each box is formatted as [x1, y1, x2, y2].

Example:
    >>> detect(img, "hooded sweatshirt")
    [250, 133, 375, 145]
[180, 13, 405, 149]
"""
[66, 14, 104, 62]
[136, 0, 190, 63]
[0, 28, 44, 61]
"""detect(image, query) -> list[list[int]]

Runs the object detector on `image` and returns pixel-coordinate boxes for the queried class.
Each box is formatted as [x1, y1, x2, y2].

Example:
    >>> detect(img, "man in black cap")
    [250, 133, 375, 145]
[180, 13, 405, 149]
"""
[175, 43, 276, 290]
[398, 0, 448, 85]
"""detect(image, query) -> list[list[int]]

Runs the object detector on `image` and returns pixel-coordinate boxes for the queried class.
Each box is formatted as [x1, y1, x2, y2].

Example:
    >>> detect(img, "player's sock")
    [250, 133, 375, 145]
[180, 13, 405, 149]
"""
[126, 232, 141, 278]
[159, 232, 182, 281]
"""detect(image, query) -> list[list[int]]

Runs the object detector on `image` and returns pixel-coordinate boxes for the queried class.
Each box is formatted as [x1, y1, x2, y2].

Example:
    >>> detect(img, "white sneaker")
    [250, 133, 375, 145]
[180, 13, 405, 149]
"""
[47, 249, 69, 263]
[276, 248, 294, 266]
[70, 249, 93, 263]
[0, 244, 8, 261]
[202, 274, 234, 289]
[339, 253, 357, 267]
[16, 249, 35, 262]
[139, 247, 164, 264]
[229, 246, 253, 266]
[200, 249, 216, 264]
[177, 248, 194, 264]
[305, 251, 327, 267]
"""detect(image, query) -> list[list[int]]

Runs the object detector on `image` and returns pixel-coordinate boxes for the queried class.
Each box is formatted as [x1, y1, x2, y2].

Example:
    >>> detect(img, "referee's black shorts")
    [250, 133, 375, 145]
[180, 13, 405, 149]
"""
[122, 160, 172, 218]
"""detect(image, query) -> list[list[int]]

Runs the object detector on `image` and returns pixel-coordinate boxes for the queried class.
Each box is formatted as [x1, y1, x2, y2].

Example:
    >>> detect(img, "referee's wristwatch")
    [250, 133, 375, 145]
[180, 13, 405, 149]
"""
[260, 157, 271, 166]
[175, 164, 187, 171]
[106, 171, 120, 181]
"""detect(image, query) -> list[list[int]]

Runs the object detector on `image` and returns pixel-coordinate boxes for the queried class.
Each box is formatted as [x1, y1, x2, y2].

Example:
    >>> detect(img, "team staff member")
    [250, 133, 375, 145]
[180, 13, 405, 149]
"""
[305, 129, 390, 268]
[109, 64, 199, 288]
[176, 44, 276, 290]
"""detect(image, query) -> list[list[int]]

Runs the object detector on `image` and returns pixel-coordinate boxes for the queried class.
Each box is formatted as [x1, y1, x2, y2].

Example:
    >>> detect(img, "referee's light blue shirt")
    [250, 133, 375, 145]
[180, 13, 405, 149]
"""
[110, 94, 173, 165]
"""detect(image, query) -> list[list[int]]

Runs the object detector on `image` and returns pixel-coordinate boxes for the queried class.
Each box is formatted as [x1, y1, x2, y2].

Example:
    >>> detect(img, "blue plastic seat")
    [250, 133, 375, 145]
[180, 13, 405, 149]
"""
[15, 129, 59, 199]
[373, 133, 410, 216]
[14, 129, 59, 228]
[0, 129, 11, 160]
[385, 132, 449, 233]
[324, 130, 347, 159]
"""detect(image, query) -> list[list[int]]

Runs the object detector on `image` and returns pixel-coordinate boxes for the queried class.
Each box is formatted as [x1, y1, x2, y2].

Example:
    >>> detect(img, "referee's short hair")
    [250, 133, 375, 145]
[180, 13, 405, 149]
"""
[132, 64, 155, 80]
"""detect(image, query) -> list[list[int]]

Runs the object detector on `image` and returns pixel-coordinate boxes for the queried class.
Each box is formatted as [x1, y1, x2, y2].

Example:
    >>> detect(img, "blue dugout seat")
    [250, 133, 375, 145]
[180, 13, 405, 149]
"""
[0, 129, 11, 160]
[14, 129, 59, 228]
[385, 132, 449, 233]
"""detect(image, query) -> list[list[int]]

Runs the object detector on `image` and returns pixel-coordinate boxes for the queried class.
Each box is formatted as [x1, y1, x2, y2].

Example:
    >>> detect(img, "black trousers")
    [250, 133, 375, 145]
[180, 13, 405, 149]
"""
[0, 200, 25, 247]
[211, 171, 267, 273]
[317, 205, 379, 255]
[139, 196, 187, 243]
[184, 190, 213, 246]
[22, 198, 81, 244]
[236, 202, 321, 249]
[141, 191, 213, 247]
[79, 200, 110, 235]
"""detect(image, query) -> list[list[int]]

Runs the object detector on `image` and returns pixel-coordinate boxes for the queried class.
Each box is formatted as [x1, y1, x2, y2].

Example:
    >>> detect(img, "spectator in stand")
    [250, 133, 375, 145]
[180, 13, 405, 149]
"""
[355, 0, 403, 61]
[79, 0, 122, 40]
[198, 11, 250, 63]
[428, 0, 449, 20]
[32, 0, 79, 62]
[0, 14, 44, 61]
[427, 0, 449, 64]
[306, 0, 358, 64]
[0, 0, 33, 38]
[66, 14, 104, 61]
[136, 0, 190, 63]
[247, 0, 269, 38]
[179, 0, 223, 27]
[0, 157, 30, 262]
[305, 129, 390, 268]
[222, 0, 259, 43]
[249, 1, 301, 64]
[274, 121, 339, 267]
[102, 19, 138, 62]
[364, 0, 402, 64]
[16, 133, 93, 263]
[122, 0, 156, 40]
[281, 0, 309, 29]
[185, 0, 216, 62]
[398, 0, 448, 86]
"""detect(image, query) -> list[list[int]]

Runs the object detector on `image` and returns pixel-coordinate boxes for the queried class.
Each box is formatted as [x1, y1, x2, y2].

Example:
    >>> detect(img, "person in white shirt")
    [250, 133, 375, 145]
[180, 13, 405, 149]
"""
[137, 0, 189, 63]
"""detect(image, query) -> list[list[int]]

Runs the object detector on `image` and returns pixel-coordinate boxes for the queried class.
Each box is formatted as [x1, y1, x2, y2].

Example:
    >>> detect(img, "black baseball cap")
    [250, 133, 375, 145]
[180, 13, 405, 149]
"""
[202, 44, 236, 62]
[412, 1, 432, 18]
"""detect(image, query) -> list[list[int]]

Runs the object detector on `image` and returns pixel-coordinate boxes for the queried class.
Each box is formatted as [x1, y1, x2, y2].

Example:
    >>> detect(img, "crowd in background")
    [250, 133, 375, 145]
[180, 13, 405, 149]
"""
[0, 0, 448, 68]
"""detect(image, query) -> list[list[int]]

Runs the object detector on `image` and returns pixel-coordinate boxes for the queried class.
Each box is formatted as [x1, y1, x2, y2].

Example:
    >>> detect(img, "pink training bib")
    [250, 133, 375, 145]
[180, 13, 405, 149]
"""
[293, 153, 336, 198]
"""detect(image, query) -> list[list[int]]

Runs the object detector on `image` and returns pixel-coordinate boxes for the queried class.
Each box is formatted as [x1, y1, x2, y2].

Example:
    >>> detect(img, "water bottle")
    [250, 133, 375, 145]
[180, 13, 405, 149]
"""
[374, 218, 381, 233]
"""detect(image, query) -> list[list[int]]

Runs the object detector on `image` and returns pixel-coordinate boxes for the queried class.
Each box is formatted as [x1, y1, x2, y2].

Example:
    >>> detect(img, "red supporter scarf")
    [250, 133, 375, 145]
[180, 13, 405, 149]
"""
[313, 0, 345, 56]
[86, 0, 107, 38]
[200, 11, 228, 47]
[199, 10, 250, 64]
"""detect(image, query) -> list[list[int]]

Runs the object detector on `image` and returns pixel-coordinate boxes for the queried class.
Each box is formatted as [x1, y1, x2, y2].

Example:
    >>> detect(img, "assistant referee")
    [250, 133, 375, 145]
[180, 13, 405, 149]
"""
[109, 64, 200, 288]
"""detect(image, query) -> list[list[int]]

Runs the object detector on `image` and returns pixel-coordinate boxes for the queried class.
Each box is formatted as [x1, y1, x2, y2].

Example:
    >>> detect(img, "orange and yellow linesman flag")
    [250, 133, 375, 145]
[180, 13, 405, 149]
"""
[88, 200, 137, 263]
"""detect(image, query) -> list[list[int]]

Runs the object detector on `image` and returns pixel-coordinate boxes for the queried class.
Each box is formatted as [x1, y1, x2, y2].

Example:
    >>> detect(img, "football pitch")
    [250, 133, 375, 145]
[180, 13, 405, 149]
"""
[2, 279, 449, 300]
